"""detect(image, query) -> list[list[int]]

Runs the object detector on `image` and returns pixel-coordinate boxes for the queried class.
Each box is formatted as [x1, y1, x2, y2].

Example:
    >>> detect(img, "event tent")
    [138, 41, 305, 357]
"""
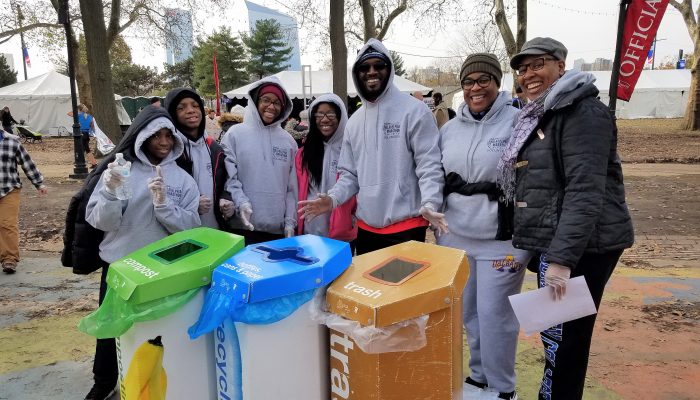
[224, 69, 432, 99]
[0, 71, 131, 134]
[452, 69, 690, 119]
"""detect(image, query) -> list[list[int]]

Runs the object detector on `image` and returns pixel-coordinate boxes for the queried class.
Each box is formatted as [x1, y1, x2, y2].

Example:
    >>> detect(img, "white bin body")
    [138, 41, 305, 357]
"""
[116, 288, 216, 400]
[215, 304, 328, 400]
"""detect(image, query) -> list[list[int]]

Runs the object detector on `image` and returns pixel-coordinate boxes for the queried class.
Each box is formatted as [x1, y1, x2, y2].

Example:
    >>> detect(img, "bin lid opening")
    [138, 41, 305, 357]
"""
[149, 240, 207, 264]
[252, 245, 319, 266]
[363, 257, 430, 286]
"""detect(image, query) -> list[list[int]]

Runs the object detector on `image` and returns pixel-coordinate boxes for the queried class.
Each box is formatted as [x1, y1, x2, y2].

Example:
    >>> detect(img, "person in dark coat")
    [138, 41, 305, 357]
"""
[498, 37, 634, 400]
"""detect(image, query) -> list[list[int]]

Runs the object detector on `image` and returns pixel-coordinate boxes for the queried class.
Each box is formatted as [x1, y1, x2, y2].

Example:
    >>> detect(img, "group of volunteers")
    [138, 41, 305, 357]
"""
[57, 36, 633, 400]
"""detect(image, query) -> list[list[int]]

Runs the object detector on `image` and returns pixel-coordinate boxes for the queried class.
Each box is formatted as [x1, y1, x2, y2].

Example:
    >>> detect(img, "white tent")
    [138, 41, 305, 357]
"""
[453, 69, 690, 119]
[0, 71, 131, 134]
[224, 69, 432, 99]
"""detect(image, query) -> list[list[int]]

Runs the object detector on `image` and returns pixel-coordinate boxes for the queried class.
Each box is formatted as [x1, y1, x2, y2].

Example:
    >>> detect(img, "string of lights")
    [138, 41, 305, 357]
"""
[530, 0, 617, 16]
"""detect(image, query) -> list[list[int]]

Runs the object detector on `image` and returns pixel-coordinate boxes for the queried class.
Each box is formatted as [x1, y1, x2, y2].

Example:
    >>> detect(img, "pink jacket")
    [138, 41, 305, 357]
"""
[295, 148, 357, 241]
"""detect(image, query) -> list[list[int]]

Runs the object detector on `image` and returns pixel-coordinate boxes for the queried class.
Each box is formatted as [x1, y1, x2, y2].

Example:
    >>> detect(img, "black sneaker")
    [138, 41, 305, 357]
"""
[84, 383, 116, 400]
[498, 390, 518, 400]
[465, 376, 487, 389]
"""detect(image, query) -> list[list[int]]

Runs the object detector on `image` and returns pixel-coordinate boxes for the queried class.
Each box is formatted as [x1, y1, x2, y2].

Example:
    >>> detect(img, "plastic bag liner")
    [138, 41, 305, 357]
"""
[307, 289, 428, 354]
[188, 285, 316, 339]
[78, 287, 199, 339]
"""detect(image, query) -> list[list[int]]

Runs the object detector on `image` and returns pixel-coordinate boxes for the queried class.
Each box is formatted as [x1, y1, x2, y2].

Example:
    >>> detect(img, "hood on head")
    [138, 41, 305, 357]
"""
[245, 76, 293, 128]
[544, 70, 597, 111]
[164, 88, 206, 140]
[134, 116, 184, 166]
[307, 93, 348, 146]
[352, 38, 395, 103]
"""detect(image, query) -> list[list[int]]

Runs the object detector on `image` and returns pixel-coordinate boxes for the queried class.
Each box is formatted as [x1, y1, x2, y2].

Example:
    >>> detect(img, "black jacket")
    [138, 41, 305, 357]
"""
[62, 106, 172, 274]
[165, 88, 232, 230]
[512, 82, 634, 269]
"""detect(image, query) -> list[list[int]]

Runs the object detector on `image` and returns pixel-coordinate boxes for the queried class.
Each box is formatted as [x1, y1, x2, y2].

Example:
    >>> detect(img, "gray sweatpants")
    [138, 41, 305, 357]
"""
[437, 233, 530, 393]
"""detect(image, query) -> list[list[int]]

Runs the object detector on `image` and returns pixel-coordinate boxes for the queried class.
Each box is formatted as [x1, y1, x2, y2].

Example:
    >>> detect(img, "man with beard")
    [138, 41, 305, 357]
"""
[299, 39, 446, 254]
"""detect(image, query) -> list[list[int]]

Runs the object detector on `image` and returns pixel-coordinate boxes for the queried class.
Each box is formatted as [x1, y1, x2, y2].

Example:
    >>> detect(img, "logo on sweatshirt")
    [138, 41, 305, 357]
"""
[272, 146, 289, 162]
[487, 137, 508, 152]
[166, 186, 183, 202]
[492, 255, 523, 273]
[382, 122, 401, 139]
[330, 159, 338, 175]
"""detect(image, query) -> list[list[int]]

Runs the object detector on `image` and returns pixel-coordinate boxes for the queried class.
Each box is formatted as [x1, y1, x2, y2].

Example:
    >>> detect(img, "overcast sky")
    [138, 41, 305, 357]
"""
[0, 0, 693, 81]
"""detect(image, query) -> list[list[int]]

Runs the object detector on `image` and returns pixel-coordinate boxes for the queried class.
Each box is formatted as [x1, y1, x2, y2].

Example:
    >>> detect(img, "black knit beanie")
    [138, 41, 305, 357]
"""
[460, 53, 503, 86]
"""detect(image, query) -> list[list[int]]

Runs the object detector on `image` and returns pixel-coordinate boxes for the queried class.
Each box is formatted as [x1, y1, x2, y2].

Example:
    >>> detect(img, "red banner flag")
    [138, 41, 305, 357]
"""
[617, 0, 669, 101]
[213, 53, 221, 115]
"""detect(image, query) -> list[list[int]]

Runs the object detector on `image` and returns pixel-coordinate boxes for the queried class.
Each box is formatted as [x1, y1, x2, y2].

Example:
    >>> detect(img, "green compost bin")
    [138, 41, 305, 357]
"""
[79, 227, 245, 338]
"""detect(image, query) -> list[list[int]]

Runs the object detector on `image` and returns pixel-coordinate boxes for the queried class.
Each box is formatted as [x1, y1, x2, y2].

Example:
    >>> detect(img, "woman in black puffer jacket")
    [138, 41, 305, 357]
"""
[498, 37, 633, 400]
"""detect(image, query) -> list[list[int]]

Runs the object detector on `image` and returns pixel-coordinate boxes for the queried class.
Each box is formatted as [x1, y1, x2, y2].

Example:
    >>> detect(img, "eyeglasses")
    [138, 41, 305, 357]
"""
[461, 75, 493, 90]
[357, 61, 388, 73]
[260, 96, 282, 108]
[314, 112, 337, 120]
[515, 57, 557, 76]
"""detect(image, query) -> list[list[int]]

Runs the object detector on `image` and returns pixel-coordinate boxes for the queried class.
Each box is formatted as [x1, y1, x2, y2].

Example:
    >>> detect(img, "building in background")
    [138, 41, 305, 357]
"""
[573, 57, 612, 72]
[230, 0, 301, 70]
[165, 8, 193, 65]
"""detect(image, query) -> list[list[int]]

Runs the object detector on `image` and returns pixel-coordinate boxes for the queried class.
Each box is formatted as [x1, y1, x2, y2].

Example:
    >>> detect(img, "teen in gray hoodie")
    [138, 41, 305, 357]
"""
[86, 112, 201, 264]
[221, 76, 298, 244]
[82, 106, 200, 400]
[298, 39, 446, 254]
[437, 53, 531, 400]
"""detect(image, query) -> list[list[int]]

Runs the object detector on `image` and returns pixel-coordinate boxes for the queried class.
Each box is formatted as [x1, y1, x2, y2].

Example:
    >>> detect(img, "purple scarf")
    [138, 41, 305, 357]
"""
[497, 85, 555, 202]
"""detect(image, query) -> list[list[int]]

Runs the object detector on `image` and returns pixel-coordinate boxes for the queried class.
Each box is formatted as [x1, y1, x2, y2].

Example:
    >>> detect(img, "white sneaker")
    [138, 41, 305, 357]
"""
[462, 378, 487, 400]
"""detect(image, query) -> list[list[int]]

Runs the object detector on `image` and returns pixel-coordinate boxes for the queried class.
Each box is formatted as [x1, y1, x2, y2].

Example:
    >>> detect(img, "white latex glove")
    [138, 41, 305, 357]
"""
[284, 225, 295, 238]
[102, 162, 124, 195]
[544, 262, 571, 300]
[239, 203, 254, 231]
[298, 193, 333, 222]
[219, 199, 235, 219]
[420, 205, 449, 236]
[147, 166, 167, 206]
[198, 195, 212, 215]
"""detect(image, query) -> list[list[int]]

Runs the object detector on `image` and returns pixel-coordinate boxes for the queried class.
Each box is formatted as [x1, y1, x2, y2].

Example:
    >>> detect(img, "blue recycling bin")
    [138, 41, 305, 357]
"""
[189, 234, 352, 400]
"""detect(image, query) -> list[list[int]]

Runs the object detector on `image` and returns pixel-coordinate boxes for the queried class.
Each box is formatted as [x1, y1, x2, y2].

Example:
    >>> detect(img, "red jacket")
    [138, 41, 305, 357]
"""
[295, 149, 357, 241]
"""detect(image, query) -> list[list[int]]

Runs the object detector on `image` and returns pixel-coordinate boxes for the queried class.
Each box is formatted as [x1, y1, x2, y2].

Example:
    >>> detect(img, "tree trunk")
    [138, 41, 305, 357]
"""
[330, 0, 347, 107]
[359, 0, 376, 41]
[682, 48, 700, 130]
[78, 0, 121, 144]
[516, 0, 527, 50]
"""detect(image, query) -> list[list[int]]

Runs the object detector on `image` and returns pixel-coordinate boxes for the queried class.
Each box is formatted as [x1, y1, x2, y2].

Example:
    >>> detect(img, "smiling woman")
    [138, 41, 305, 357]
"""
[437, 52, 530, 400]
[499, 37, 634, 400]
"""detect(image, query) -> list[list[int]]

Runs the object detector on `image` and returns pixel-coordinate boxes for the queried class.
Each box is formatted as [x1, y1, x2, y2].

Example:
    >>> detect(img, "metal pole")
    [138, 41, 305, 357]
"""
[16, 5, 27, 81]
[609, 0, 631, 116]
[651, 36, 656, 70]
[59, 0, 88, 179]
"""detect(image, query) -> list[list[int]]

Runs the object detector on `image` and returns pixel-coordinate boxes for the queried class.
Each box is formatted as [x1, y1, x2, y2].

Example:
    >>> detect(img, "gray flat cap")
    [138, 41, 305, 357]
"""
[510, 37, 568, 69]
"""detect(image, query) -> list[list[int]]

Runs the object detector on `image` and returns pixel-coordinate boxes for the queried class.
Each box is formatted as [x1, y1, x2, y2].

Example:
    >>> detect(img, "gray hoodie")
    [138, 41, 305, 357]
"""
[86, 117, 201, 263]
[301, 93, 348, 236]
[439, 91, 518, 239]
[328, 39, 444, 228]
[221, 76, 298, 233]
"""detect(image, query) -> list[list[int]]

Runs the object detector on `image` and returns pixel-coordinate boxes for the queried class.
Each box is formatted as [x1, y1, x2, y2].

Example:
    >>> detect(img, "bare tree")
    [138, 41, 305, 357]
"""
[669, 0, 700, 130]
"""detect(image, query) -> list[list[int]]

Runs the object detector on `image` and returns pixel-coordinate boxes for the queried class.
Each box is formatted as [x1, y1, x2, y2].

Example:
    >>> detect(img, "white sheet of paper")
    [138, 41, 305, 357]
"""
[508, 276, 597, 335]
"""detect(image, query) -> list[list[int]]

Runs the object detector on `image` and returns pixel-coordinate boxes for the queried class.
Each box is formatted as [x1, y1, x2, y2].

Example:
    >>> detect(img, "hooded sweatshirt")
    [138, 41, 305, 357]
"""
[295, 94, 355, 239]
[328, 38, 444, 229]
[221, 76, 298, 234]
[164, 88, 228, 229]
[440, 91, 518, 240]
[86, 115, 201, 264]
